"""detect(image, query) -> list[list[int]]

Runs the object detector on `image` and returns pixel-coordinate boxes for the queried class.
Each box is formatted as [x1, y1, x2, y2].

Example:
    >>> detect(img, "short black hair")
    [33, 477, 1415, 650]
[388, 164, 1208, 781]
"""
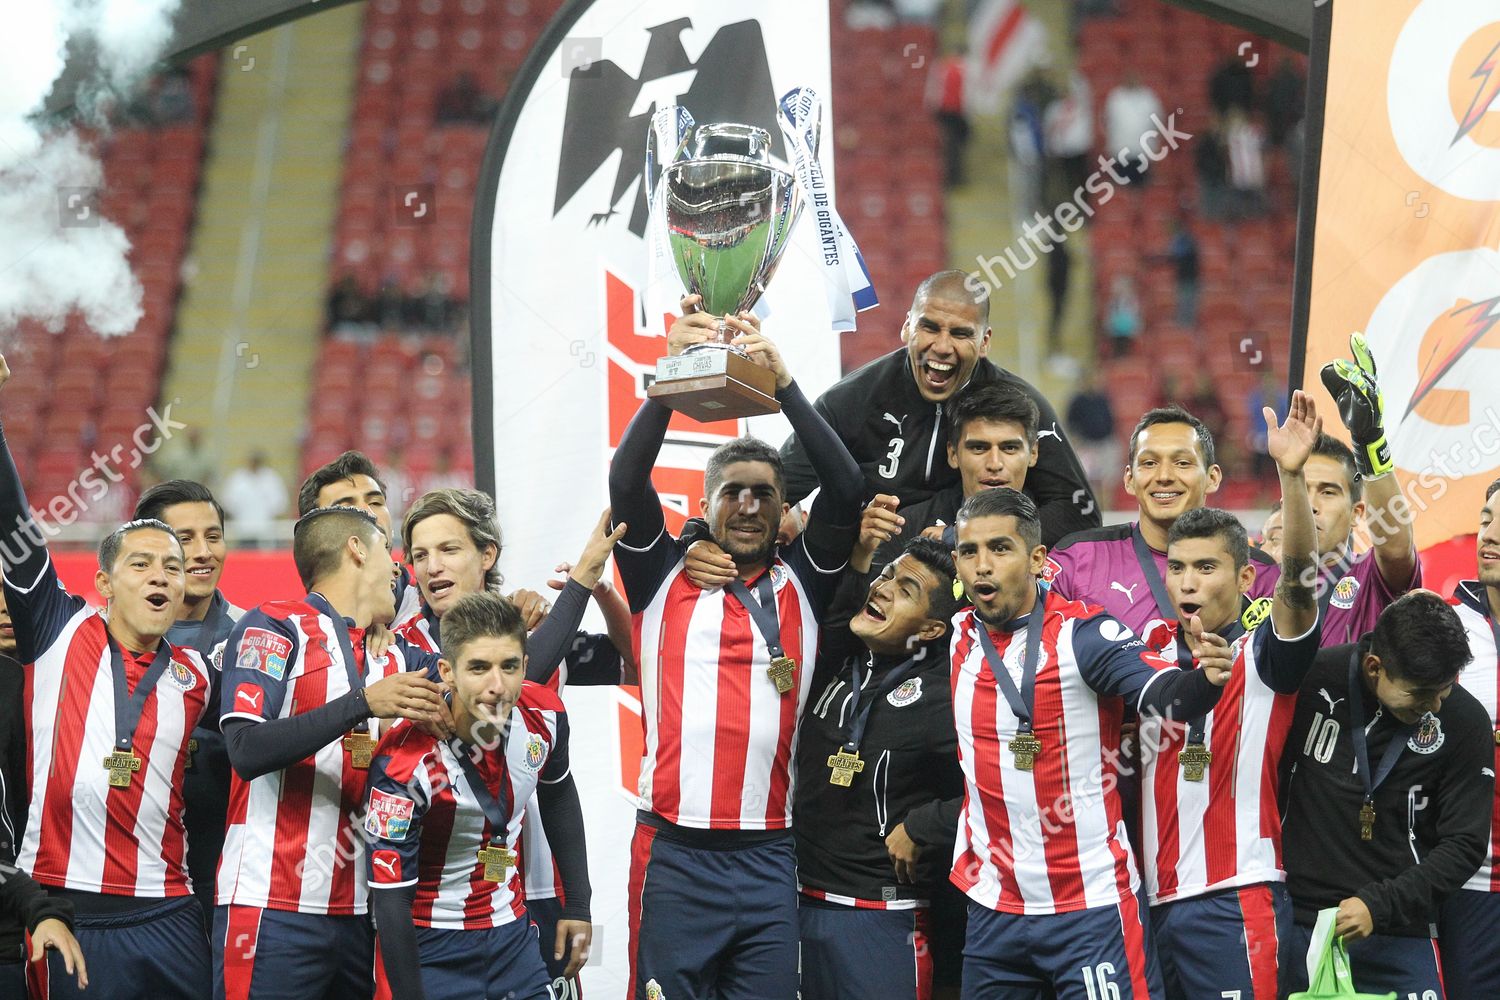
[1168, 507, 1249, 570]
[297, 451, 386, 518]
[98, 518, 181, 573]
[440, 590, 527, 664]
[913, 268, 990, 328]
[1371, 591, 1472, 687]
[292, 506, 382, 590]
[949, 384, 1040, 447]
[704, 437, 784, 502]
[955, 486, 1041, 551]
[1488, 478, 1500, 503]
[134, 480, 226, 530]
[1308, 433, 1362, 503]
[900, 535, 961, 625]
[1128, 405, 1216, 469]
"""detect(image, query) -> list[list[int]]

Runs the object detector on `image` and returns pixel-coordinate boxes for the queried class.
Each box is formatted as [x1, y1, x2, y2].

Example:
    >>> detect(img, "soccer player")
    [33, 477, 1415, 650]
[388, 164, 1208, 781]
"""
[399, 489, 624, 998]
[609, 312, 863, 1000]
[366, 591, 590, 1000]
[1045, 405, 1277, 634]
[1136, 393, 1324, 999]
[1437, 477, 1500, 994]
[133, 479, 244, 925]
[0, 353, 214, 999]
[948, 487, 1234, 998]
[213, 506, 448, 1000]
[1256, 500, 1282, 562]
[1305, 334, 1421, 645]
[796, 531, 964, 1000]
[775, 271, 1097, 544]
[1280, 591, 1493, 997]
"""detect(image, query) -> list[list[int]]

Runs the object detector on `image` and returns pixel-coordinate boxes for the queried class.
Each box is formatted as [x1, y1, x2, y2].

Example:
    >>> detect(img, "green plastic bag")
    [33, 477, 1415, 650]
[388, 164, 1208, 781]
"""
[1289, 908, 1397, 999]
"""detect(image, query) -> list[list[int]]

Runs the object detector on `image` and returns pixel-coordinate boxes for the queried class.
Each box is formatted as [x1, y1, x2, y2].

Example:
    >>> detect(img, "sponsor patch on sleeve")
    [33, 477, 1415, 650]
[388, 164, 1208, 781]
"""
[236, 628, 292, 681]
[370, 849, 404, 884]
[365, 788, 416, 841]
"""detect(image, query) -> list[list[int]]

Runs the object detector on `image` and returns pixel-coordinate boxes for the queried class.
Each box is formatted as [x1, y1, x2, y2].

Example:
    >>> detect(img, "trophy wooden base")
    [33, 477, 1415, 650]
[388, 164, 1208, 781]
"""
[647, 349, 781, 421]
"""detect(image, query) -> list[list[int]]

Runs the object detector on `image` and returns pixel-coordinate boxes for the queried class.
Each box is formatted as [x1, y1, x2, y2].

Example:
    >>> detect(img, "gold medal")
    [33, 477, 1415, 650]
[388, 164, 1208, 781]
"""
[343, 731, 376, 769]
[1359, 801, 1376, 841]
[103, 749, 142, 789]
[1179, 744, 1212, 782]
[1008, 732, 1042, 771]
[767, 655, 797, 695]
[476, 842, 517, 883]
[826, 748, 865, 787]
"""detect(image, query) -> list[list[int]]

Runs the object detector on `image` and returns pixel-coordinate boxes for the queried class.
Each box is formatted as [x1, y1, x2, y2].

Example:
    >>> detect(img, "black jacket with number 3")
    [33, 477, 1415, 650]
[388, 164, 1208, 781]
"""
[777, 348, 1099, 547]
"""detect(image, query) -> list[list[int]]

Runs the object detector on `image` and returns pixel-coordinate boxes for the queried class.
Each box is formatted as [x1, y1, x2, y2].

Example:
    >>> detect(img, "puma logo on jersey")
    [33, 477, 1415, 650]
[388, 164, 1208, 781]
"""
[882, 412, 906, 432]
[234, 684, 264, 714]
[1110, 581, 1140, 600]
[372, 857, 397, 875]
[1318, 688, 1345, 712]
[1037, 422, 1061, 442]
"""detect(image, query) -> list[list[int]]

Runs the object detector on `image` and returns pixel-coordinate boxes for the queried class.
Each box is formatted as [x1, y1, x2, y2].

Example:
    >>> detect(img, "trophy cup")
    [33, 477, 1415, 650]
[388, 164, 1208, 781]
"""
[644, 115, 806, 421]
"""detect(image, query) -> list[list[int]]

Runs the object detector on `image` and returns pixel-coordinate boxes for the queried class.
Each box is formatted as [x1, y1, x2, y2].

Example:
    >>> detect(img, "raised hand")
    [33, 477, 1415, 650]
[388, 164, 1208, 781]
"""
[567, 508, 628, 591]
[1265, 389, 1322, 475]
[1319, 331, 1391, 477]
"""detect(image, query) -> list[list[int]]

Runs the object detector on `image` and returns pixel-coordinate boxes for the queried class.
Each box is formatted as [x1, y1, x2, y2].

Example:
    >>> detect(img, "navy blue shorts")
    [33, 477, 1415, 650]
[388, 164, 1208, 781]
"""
[626, 819, 798, 1000]
[213, 904, 373, 1000]
[798, 896, 931, 1000]
[1282, 921, 1444, 998]
[1151, 883, 1291, 1000]
[31, 896, 210, 1000]
[962, 893, 1162, 1000]
[0, 959, 26, 999]
[405, 919, 550, 1000]
[1439, 888, 1500, 999]
[526, 895, 583, 999]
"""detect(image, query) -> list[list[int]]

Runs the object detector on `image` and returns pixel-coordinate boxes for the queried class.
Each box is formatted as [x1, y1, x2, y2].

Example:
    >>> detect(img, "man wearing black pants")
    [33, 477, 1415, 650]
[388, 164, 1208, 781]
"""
[1280, 591, 1493, 996]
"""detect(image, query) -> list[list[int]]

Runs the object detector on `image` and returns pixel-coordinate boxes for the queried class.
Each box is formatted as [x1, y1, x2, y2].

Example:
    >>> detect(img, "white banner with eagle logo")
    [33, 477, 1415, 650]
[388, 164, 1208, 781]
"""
[470, 1, 839, 991]
[1301, 0, 1500, 592]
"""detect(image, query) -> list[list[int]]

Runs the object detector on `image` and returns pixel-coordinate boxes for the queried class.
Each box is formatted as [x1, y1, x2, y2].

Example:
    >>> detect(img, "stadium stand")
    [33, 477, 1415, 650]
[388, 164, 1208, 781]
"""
[3, 56, 219, 522]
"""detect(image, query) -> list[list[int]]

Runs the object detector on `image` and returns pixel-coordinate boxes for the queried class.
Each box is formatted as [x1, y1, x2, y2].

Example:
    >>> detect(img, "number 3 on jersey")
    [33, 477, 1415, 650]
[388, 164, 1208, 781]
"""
[879, 437, 903, 479]
[1081, 963, 1120, 1000]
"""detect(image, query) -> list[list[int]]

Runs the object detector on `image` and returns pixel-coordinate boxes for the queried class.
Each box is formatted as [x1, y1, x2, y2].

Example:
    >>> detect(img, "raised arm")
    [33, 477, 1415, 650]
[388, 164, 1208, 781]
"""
[1321, 333, 1417, 589]
[1266, 390, 1321, 640]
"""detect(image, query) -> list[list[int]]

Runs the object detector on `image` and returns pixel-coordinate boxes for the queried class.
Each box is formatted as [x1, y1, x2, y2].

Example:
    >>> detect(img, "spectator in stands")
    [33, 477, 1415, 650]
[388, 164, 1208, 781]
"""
[1165, 219, 1199, 326]
[406, 272, 458, 332]
[433, 71, 496, 124]
[927, 51, 970, 187]
[1225, 108, 1268, 218]
[1209, 49, 1255, 116]
[1065, 371, 1118, 506]
[1046, 240, 1072, 356]
[1106, 274, 1141, 357]
[220, 452, 288, 546]
[1265, 56, 1305, 147]
[1043, 70, 1094, 203]
[1194, 117, 1230, 220]
[327, 275, 375, 335]
[1189, 371, 1230, 470]
[376, 277, 406, 329]
[149, 426, 217, 492]
[381, 446, 414, 526]
[1247, 370, 1286, 487]
[1008, 74, 1049, 216]
[777, 271, 1100, 546]
[1103, 71, 1163, 184]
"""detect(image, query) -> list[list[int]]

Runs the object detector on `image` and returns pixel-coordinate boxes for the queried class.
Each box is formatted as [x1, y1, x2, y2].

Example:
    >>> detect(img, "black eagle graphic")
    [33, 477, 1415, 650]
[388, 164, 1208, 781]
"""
[552, 17, 785, 236]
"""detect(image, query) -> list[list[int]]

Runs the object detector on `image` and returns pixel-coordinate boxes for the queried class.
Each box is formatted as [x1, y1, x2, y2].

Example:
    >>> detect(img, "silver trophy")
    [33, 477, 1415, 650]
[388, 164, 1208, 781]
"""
[644, 112, 807, 420]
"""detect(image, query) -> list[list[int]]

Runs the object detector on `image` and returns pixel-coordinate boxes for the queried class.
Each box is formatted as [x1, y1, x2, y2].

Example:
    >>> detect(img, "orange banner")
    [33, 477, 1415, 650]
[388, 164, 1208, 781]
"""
[1304, 0, 1500, 551]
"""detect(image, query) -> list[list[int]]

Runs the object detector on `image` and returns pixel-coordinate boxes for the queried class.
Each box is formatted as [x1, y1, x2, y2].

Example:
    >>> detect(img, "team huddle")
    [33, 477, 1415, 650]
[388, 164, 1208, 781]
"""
[0, 269, 1498, 1000]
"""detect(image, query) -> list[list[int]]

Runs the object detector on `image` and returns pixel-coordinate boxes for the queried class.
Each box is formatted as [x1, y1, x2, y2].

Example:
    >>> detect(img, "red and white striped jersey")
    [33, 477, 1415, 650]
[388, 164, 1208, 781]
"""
[363, 683, 570, 929]
[1453, 582, 1500, 892]
[624, 540, 831, 830]
[1137, 612, 1318, 905]
[7, 556, 210, 897]
[216, 597, 433, 915]
[950, 591, 1180, 915]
